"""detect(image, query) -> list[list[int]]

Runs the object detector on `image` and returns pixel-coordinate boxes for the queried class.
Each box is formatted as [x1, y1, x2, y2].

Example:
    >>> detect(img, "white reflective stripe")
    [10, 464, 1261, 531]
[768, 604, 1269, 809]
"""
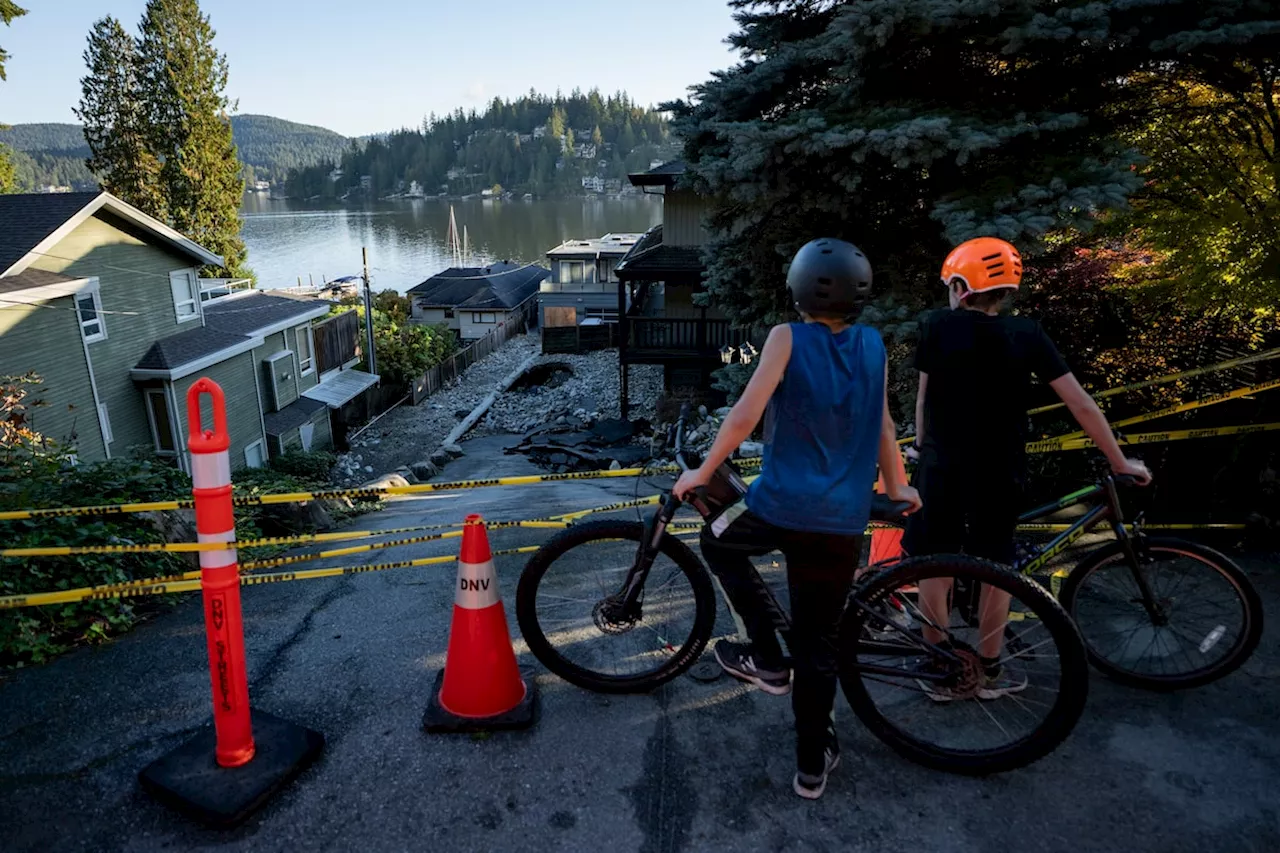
[199, 548, 238, 570]
[196, 530, 237, 570]
[190, 451, 231, 489]
[454, 559, 501, 609]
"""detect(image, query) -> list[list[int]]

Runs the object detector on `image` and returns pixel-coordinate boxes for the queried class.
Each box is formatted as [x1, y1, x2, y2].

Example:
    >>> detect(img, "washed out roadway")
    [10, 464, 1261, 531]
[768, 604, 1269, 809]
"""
[1, 435, 1278, 852]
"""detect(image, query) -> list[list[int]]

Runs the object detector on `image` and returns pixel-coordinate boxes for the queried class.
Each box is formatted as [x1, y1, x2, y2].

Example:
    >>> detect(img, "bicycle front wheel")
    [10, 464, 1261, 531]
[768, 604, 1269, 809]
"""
[1059, 537, 1263, 690]
[515, 519, 718, 694]
[841, 555, 1090, 776]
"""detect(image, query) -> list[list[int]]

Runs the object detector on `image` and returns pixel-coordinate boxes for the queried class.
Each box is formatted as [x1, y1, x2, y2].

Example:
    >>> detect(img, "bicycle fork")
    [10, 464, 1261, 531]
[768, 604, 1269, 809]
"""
[1105, 479, 1166, 625]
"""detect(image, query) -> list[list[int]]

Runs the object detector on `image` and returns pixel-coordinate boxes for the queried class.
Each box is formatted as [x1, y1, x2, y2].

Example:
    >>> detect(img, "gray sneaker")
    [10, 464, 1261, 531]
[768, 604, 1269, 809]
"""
[793, 745, 841, 800]
[978, 666, 1029, 700]
[713, 640, 791, 696]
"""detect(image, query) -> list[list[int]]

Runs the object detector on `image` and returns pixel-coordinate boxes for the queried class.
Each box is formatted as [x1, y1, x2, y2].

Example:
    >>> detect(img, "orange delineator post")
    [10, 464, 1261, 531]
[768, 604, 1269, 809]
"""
[870, 449, 908, 565]
[186, 378, 255, 767]
[138, 378, 324, 829]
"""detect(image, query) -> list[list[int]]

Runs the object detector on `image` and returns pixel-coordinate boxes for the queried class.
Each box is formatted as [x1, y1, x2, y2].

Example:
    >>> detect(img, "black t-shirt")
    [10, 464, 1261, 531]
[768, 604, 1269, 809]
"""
[915, 309, 1071, 471]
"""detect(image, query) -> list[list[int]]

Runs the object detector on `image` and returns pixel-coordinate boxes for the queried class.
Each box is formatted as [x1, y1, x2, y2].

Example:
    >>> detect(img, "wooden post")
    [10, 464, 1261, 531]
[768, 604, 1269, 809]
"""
[618, 278, 630, 419]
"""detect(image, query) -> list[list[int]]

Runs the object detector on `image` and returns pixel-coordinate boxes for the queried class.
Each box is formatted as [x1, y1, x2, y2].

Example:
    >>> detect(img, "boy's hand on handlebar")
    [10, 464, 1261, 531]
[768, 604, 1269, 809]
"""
[674, 467, 711, 500]
[1113, 457, 1152, 486]
[886, 482, 922, 514]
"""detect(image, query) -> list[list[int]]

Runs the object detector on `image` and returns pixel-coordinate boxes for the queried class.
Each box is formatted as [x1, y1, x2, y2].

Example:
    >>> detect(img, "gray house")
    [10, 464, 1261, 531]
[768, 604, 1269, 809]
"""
[407, 261, 549, 341]
[0, 191, 373, 472]
[538, 233, 643, 328]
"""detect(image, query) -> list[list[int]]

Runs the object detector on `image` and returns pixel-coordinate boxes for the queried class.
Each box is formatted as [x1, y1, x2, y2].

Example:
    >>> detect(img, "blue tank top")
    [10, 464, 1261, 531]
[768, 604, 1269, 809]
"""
[746, 322, 886, 535]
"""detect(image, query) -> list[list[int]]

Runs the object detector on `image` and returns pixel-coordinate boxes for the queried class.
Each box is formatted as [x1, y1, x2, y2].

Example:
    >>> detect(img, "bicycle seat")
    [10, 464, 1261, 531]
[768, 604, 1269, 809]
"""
[869, 493, 913, 523]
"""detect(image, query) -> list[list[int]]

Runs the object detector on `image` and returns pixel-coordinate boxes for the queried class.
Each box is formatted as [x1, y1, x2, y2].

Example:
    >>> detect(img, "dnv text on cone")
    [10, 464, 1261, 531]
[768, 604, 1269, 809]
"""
[424, 513, 537, 732]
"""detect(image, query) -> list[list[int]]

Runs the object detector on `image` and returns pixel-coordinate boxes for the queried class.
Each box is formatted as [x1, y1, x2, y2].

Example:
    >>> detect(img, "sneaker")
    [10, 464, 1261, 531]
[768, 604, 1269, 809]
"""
[978, 666, 1028, 700]
[911, 648, 966, 703]
[713, 640, 791, 696]
[793, 745, 841, 800]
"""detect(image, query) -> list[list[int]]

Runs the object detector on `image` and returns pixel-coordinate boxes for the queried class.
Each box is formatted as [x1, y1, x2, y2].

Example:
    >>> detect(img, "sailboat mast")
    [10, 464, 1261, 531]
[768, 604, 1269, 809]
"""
[463, 226, 470, 267]
[447, 206, 462, 267]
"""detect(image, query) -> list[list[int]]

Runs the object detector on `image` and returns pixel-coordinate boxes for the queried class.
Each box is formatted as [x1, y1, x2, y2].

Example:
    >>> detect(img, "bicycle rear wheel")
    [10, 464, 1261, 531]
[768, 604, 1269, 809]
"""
[515, 519, 717, 693]
[1059, 537, 1263, 690]
[841, 555, 1089, 775]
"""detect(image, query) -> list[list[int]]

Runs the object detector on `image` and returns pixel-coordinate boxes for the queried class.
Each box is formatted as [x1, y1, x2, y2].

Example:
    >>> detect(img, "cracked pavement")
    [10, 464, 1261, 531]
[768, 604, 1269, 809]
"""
[2, 436, 1278, 852]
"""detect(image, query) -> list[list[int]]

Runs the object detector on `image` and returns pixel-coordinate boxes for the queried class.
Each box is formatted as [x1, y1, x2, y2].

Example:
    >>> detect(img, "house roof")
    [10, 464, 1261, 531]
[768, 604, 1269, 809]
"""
[0, 191, 223, 277]
[627, 160, 687, 188]
[614, 225, 705, 282]
[406, 262, 550, 309]
[547, 233, 645, 259]
[302, 369, 380, 408]
[134, 326, 254, 371]
[203, 291, 332, 337]
[0, 192, 101, 275]
[263, 396, 328, 437]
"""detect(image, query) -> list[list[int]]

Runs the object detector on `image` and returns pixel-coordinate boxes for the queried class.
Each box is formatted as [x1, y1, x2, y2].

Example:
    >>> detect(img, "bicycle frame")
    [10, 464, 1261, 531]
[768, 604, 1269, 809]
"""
[1014, 475, 1163, 620]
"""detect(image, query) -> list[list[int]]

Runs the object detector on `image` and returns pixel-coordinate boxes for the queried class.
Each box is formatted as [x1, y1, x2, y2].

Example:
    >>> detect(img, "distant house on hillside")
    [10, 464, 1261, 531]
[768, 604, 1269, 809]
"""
[0, 192, 370, 471]
[406, 261, 549, 341]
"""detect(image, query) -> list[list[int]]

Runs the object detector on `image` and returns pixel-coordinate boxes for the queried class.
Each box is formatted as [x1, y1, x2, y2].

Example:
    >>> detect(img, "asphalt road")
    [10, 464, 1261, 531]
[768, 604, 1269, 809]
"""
[2, 436, 1278, 852]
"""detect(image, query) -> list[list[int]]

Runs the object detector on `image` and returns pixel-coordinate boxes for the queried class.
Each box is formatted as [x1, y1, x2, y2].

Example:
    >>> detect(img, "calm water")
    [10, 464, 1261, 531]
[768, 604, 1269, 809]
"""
[239, 195, 664, 294]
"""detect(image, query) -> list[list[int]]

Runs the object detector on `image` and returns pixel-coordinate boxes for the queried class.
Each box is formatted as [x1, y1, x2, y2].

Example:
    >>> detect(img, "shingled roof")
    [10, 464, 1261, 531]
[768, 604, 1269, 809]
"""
[406, 262, 550, 309]
[134, 326, 253, 371]
[614, 225, 705, 283]
[0, 192, 102, 275]
[203, 292, 331, 336]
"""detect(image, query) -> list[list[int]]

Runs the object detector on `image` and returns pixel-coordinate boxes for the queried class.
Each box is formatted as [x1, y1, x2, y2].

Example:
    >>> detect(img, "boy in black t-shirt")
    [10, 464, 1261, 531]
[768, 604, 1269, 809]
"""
[903, 237, 1151, 699]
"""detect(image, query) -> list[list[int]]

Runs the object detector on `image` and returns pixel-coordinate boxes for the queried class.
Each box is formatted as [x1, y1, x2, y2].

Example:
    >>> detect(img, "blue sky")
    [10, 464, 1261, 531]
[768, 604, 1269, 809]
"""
[1, 1, 740, 136]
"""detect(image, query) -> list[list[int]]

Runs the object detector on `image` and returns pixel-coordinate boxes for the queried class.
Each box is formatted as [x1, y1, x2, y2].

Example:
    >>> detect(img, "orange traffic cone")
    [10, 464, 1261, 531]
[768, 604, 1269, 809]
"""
[424, 514, 537, 733]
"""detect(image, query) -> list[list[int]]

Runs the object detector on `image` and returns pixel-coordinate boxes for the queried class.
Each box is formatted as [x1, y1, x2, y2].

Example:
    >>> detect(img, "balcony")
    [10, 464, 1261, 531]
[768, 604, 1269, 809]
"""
[623, 316, 750, 363]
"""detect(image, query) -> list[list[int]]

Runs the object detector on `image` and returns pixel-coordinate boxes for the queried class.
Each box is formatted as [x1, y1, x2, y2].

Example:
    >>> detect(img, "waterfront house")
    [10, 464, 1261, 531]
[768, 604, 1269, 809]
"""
[0, 191, 373, 472]
[538, 233, 643, 331]
[406, 261, 549, 341]
[613, 161, 749, 417]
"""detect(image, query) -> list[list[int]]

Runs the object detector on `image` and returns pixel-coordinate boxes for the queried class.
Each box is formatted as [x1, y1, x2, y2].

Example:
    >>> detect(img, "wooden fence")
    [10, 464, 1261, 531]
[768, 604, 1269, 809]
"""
[314, 309, 360, 374]
[410, 297, 536, 404]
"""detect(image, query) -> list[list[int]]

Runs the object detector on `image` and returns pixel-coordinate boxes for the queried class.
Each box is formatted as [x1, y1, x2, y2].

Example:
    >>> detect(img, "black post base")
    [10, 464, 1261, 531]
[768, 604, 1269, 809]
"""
[422, 669, 538, 733]
[139, 709, 324, 829]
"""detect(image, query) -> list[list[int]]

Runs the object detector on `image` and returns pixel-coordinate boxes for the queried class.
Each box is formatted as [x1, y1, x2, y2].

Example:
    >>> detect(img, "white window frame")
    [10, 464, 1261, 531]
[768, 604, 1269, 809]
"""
[559, 260, 585, 283]
[296, 325, 315, 376]
[97, 403, 113, 443]
[145, 388, 177, 455]
[470, 311, 497, 324]
[170, 269, 200, 323]
[244, 439, 267, 469]
[597, 258, 617, 283]
[77, 282, 106, 343]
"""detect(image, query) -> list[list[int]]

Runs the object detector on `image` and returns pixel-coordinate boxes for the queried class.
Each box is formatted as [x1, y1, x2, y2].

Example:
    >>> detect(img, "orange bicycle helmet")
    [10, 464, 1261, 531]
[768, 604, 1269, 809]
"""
[940, 237, 1022, 298]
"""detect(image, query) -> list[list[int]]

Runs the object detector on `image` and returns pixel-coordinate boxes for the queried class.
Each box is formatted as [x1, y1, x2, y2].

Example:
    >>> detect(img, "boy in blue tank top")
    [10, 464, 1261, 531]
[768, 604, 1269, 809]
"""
[674, 239, 920, 800]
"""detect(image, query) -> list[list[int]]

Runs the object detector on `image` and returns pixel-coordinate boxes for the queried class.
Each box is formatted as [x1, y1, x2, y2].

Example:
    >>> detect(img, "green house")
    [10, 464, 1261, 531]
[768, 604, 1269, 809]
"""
[0, 192, 377, 473]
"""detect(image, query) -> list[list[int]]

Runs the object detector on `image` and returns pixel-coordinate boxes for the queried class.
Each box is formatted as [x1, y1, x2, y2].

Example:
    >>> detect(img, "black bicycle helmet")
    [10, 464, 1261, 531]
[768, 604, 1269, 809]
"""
[786, 238, 873, 316]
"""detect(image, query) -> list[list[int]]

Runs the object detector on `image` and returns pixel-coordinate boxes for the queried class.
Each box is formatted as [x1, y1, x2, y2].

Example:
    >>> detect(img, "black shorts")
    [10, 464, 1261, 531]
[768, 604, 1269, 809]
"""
[901, 460, 1023, 565]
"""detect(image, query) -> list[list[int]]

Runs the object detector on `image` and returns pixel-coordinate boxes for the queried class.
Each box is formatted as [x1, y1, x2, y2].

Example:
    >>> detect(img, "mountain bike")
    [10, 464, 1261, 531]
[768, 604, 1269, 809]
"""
[516, 407, 1091, 775]
[874, 468, 1264, 691]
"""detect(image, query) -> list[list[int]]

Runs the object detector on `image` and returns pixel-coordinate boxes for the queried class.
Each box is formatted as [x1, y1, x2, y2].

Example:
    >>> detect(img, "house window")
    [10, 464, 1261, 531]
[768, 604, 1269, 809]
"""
[77, 287, 106, 342]
[559, 261, 585, 283]
[145, 389, 176, 454]
[584, 307, 618, 322]
[170, 270, 199, 322]
[296, 325, 315, 375]
[97, 403, 113, 443]
[244, 440, 267, 469]
[597, 259, 616, 283]
[444, 309, 455, 319]
[470, 311, 497, 324]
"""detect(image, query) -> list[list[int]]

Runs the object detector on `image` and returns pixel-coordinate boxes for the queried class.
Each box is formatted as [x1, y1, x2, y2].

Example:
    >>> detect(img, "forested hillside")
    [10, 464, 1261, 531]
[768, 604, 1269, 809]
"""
[286, 89, 676, 200]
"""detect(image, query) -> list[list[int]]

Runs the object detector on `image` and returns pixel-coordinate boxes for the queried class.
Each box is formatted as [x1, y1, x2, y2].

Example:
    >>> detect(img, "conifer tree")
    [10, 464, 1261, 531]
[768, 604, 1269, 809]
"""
[75, 17, 166, 217]
[137, 0, 245, 275]
[0, 1, 28, 193]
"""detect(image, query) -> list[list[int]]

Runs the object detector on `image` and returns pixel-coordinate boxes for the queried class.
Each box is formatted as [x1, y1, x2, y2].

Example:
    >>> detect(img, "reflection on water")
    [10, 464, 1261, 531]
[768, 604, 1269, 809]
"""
[239, 195, 664, 294]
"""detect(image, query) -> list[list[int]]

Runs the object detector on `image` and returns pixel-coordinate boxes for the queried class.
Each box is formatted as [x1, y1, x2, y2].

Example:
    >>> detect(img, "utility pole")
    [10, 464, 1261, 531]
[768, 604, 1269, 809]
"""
[362, 247, 377, 376]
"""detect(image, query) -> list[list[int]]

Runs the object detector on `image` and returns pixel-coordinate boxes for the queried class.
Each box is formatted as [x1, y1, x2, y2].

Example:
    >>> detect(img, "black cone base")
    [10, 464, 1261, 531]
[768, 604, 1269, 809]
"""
[423, 669, 538, 733]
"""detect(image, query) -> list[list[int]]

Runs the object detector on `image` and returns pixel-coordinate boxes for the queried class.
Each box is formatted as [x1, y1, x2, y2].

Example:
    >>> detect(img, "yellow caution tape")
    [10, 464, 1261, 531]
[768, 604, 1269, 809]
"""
[1025, 421, 1280, 454]
[1052, 377, 1280, 441]
[0, 545, 543, 609]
